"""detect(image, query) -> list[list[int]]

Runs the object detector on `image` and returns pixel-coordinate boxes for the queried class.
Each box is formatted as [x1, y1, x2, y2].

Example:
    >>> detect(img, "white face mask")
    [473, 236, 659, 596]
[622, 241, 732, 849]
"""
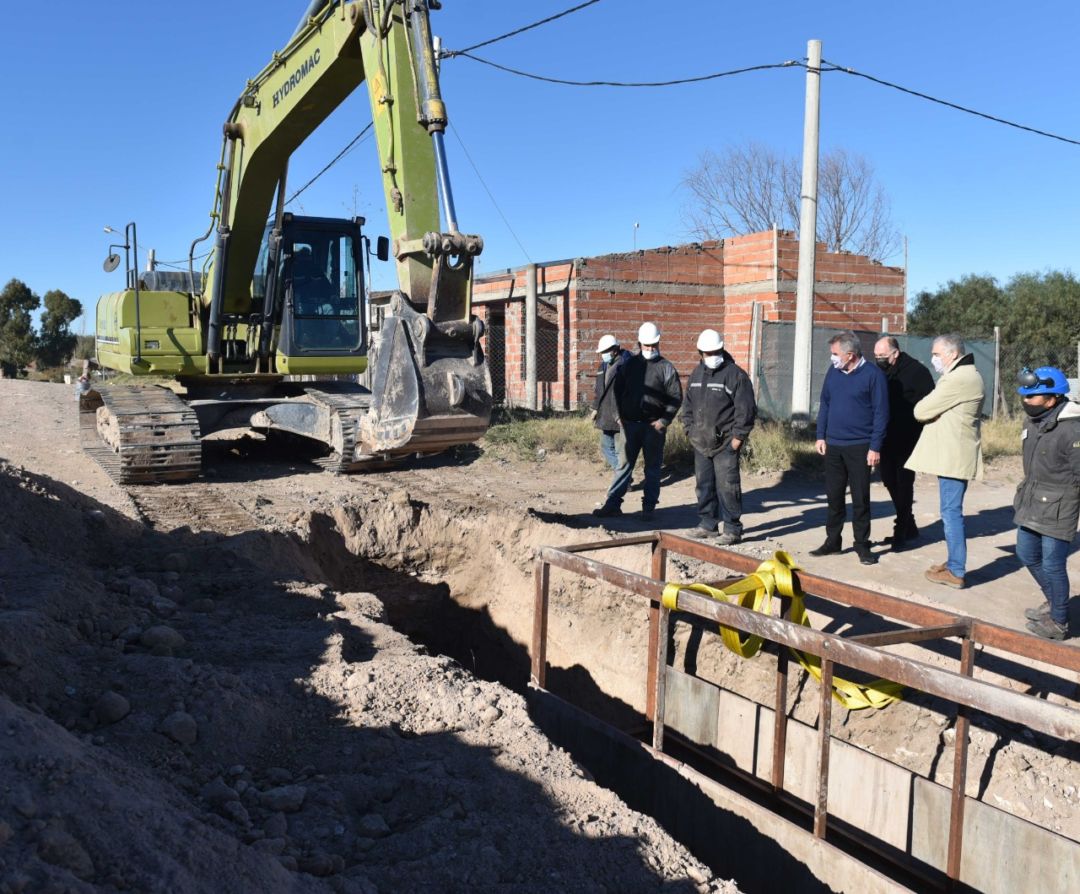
[703, 355, 723, 370]
[829, 354, 844, 370]
[600, 350, 616, 364]
[641, 346, 658, 360]
[931, 355, 945, 374]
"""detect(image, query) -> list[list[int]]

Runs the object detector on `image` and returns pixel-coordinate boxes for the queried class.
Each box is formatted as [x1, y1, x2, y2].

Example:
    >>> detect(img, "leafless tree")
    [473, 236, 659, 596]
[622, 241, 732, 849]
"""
[681, 142, 900, 261]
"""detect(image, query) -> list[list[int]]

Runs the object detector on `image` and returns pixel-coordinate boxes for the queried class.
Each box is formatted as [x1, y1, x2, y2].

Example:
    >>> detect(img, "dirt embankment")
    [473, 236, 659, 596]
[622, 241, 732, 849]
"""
[0, 458, 730, 893]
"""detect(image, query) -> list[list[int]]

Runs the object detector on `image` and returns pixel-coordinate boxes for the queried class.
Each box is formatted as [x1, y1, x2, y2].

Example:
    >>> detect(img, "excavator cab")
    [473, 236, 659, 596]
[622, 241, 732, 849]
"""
[265, 216, 367, 362]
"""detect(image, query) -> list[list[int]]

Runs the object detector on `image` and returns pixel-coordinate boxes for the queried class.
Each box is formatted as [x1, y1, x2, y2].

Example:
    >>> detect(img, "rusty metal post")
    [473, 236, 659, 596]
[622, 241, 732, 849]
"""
[645, 542, 667, 720]
[946, 634, 976, 885]
[814, 657, 834, 838]
[651, 605, 671, 753]
[530, 557, 550, 687]
[772, 646, 789, 794]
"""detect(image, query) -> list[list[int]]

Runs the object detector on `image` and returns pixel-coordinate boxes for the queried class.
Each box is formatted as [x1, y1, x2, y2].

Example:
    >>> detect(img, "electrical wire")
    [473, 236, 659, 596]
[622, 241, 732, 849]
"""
[818, 59, 1080, 148]
[448, 122, 532, 263]
[444, 0, 604, 58]
[454, 53, 800, 88]
[285, 122, 375, 206]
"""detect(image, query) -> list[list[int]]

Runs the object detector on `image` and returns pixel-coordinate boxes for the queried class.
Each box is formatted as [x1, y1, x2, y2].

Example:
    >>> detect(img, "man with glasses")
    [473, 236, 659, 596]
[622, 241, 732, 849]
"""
[873, 336, 934, 550]
[812, 331, 890, 565]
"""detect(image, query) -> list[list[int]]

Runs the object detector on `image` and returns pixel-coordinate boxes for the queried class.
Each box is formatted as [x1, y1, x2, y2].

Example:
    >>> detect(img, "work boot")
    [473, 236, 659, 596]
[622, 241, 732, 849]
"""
[809, 541, 841, 557]
[693, 522, 716, 537]
[716, 531, 741, 546]
[592, 504, 622, 518]
[925, 567, 965, 589]
[854, 545, 878, 566]
[1024, 602, 1051, 622]
[928, 562, 947, 574]
[1025, 616, 1068, 641]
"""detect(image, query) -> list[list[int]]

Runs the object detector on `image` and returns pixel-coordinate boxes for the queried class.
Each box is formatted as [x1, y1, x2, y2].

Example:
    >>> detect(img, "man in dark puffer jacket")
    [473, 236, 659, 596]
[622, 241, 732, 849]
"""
[680, 329, 756, 544]
[1013, 366, 1080, 640]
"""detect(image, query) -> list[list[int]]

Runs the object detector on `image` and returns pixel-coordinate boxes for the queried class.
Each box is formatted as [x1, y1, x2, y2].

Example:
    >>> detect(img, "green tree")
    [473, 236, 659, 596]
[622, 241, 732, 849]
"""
[907, 274, 1004, 338]
[0, 278, 40, 372]
[36, 288, 83, 367]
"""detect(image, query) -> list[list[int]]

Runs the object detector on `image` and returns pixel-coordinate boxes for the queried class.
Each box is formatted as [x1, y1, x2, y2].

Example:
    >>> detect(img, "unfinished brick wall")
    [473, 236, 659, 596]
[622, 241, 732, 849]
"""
[470, 231, 906, 410]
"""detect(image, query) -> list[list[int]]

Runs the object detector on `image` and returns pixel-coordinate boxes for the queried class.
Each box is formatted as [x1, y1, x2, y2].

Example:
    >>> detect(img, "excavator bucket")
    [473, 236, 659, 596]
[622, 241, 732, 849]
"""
[359, 291, 491, 459]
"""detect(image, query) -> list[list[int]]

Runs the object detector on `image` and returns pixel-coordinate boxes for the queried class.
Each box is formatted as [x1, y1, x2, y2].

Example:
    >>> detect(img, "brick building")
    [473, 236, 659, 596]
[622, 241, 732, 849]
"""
[471, 229, 906, 409]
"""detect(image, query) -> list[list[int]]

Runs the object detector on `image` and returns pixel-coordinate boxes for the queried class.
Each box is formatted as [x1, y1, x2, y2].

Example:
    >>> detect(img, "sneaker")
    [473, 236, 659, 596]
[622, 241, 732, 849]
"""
[1026, 616, 1068, 641]
[809, 542, 842, 557]
[592, 505, 623, 518]
[925, 567, 965, 589]
[854, 546, 878, 566]
[1024, 602, 1051, 622]
[716, 532, 741, 546]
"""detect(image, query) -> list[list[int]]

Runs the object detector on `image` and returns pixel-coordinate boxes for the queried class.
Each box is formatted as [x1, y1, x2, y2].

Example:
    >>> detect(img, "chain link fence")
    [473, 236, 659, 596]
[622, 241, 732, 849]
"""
[995, 338, 1080, 417]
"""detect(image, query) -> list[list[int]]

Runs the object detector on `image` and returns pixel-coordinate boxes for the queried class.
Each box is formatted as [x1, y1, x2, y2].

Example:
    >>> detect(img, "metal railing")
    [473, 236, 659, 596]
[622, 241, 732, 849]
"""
[531, 531, 1080, 890]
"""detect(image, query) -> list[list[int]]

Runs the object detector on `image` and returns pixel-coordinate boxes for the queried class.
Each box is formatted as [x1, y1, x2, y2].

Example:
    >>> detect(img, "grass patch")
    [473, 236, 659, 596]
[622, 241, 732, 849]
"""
[482, 409, 821, 475]
[981, 414, 1023, 461]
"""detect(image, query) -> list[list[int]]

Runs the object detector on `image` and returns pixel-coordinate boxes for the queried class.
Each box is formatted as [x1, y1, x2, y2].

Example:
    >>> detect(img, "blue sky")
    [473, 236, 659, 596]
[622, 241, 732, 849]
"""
[2, 1, 1077, 332]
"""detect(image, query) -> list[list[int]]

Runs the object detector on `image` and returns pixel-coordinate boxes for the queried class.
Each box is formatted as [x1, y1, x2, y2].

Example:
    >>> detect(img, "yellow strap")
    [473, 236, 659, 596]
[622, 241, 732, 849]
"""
[663, 551, 903, 710]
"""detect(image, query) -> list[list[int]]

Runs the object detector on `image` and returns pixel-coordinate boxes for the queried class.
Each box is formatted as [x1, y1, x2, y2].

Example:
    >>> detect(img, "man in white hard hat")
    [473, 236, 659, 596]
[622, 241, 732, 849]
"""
[680, 329, 757, 544]
[592, 334, 632, 471]
[593, 321, 682, 521]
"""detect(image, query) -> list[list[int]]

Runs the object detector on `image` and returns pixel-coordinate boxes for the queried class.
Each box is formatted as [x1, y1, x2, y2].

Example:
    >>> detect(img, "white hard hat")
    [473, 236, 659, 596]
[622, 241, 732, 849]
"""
[596, 334, 618, 353]
[696, 329, 724, 352]
[637, 322, 660, 345]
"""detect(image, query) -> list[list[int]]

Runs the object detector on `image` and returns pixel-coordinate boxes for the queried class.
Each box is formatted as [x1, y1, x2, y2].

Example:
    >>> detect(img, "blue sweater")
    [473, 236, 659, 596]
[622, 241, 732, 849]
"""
[816, 361, 890, 451]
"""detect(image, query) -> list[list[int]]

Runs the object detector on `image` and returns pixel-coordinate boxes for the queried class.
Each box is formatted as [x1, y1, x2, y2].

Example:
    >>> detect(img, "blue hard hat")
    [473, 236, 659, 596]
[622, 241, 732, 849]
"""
[1016, 366, 1070, 396]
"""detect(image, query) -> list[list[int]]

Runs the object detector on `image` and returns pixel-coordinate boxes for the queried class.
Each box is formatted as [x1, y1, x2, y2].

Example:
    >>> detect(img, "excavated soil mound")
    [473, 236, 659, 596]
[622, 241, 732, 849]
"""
[0, 462, 732, 893]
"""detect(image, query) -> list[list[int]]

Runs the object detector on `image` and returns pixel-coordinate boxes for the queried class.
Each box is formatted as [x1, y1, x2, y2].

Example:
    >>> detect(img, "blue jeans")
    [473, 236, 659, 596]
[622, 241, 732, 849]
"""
[1015, 526, 1071, 625]
[939, 476, 968, 579]
[599, 430, 620, 471]
[603, 421, 665, 510]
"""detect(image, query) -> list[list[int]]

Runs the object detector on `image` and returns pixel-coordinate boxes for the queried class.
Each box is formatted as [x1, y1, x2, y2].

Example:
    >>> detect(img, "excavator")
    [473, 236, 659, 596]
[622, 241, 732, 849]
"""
[83, 0, 491, 483]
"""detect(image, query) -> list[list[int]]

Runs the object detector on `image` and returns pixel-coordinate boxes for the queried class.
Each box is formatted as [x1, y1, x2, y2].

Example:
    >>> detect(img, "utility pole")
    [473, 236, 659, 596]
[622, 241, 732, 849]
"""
[525, 263, 538, 410]
[791, 39, 822, 424]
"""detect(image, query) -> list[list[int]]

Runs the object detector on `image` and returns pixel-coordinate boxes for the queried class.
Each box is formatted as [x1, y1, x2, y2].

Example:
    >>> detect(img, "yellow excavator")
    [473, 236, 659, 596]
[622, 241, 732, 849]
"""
[84, 0, 491, 483]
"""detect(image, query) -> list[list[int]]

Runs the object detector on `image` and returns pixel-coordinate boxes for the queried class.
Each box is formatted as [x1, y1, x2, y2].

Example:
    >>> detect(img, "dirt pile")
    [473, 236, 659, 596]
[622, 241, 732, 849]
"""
[0, 462, 732, 893]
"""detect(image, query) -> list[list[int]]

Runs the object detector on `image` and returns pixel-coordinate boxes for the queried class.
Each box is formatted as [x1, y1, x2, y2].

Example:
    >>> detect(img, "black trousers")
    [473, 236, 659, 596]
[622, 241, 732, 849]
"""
[824, 442, 872, 548]
[879, 445, 916, 531]
[694, 446, 743, 534]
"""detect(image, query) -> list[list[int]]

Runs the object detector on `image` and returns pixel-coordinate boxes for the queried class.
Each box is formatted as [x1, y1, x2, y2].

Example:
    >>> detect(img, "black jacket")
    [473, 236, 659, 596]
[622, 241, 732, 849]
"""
[882, 352, 935, 454]
[615, 352, 682, 427]
[1013, 399, 1080, 541]
[679, 352, 757, 457]
[592, 348, 632, 431]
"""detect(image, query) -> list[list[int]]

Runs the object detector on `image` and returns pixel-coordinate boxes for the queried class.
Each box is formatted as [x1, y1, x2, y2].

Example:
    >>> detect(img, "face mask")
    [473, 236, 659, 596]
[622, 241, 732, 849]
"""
[600, 350, 616, 364]
[875, 358, 891, 371]
[703, 355, 723, 370]
[931, 356, 945, 374]
[830, 355, 844, 370]
[641, 347, 658, 360]
[1023, 401, 1052, 418]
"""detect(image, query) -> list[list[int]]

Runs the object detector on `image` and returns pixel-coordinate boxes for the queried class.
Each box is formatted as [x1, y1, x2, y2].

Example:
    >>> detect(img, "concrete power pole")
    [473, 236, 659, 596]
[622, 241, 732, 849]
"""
[525, 263, 538, 410]
[791, 39, 822, 424]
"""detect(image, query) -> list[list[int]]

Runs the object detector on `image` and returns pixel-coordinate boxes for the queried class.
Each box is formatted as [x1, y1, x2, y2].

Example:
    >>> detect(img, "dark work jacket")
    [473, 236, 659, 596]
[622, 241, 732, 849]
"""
[679, 352, 757, 457]
[615, 352, 682, 427]
[1013, 399, 1080, 541]
[882, 352, 934, 456]
[592, 349, 632, 431]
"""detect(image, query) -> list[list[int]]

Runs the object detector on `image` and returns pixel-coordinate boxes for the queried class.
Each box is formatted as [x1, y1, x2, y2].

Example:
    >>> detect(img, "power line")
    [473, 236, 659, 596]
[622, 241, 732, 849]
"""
[448, 122, 532, 263]
[444, 0, 604, 58]
[454, 53, 800, 88]
[285, 122, 375, 206]
[819, 59, 1080, 148]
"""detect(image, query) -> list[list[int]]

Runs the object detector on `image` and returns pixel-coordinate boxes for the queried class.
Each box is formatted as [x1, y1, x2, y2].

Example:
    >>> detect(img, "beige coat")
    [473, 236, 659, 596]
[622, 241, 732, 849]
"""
[905, 355, 985, 480]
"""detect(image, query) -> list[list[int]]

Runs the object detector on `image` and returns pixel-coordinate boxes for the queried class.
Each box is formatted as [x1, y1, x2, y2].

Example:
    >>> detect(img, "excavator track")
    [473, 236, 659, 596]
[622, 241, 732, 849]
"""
[80, 385, 203, 485]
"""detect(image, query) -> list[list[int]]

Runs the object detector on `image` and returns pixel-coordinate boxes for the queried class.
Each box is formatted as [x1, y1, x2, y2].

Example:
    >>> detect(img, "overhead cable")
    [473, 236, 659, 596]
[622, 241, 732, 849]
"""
[443, 0, 604, 58]
[819, 59, 1080, 148]
[455, 53, 800, 87]
[285, 122, 375, 206]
